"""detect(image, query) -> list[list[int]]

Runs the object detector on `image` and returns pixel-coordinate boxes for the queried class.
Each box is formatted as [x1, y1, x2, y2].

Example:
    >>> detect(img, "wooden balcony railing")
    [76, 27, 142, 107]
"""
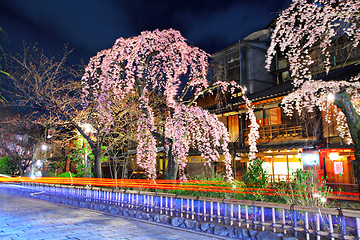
[326, 183, 359, 193]
[310, 40, 360, 73]
[244, 123, 303, 143]
[269, 174, 294, 183]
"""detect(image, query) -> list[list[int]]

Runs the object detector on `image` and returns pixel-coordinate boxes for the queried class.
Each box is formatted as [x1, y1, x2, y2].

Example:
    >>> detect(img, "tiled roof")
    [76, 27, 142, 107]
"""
[317, 142, 355, 150]
[235, 139, 320, 153]
[314, 63, 360, 81]
[244, 81, 293, 102]
[235, 140, 354, 153]
[208, 81, 294, 113]
[208, 62, 360, 114]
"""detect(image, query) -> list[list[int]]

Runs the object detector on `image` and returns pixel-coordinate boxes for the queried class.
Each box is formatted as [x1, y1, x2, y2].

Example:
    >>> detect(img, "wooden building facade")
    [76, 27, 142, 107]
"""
[193, 27, 360, 192]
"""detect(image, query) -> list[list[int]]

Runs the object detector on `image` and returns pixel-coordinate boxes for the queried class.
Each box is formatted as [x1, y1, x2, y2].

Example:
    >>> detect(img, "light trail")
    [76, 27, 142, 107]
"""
[1, 176, 359, 201]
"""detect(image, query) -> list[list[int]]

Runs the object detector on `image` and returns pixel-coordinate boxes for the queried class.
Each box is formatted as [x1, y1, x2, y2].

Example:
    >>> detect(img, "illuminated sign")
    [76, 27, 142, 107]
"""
[334, 162, 343, 175]
[302, 151, 320, 167]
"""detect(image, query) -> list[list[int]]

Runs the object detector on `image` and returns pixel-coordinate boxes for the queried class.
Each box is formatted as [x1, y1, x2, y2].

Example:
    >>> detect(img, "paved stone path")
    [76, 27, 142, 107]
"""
[0, 193, 227, 240]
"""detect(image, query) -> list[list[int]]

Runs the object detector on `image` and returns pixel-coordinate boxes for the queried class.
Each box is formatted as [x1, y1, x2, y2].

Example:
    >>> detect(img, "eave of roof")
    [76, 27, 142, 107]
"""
[235, 139, 320, 153]
[207, 81, 293, 113]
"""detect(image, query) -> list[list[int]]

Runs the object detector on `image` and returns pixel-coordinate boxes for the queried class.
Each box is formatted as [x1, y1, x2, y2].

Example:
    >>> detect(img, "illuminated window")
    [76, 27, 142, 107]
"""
[254, 110, 263, 126]
[264, 107, 282, 126]
[227, 115, 239, 142]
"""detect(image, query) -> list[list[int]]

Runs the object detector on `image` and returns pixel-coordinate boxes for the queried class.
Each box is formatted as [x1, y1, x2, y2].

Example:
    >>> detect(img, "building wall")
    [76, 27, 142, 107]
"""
[211, 29, 274, 95]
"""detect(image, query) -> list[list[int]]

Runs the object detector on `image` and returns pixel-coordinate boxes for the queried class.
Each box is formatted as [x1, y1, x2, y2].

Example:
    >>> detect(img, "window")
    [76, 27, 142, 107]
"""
[281, 71, 291, 82]
[227, 115, 239, 142]
[265, 108, 282, 125]
[255, 107, 282, 127]
[274, 57, 291, 84]
[278, 58, 287, 70]
[246, 107, 285, 129]
[254, 110, 263, 126]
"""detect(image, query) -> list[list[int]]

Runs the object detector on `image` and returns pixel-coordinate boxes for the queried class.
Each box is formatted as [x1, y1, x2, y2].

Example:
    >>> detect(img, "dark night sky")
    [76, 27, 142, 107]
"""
[0, 0, 291, 65]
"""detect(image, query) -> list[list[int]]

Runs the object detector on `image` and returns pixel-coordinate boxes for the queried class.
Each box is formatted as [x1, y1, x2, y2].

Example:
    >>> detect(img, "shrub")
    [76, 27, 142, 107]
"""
[0, 156, 19, 175]
[58, 172, 75, 178]
[242, 158, 269, 188]
[47, 156, 66, 173]
[168, 174, 246, 199]
[277, 168, 332, 207]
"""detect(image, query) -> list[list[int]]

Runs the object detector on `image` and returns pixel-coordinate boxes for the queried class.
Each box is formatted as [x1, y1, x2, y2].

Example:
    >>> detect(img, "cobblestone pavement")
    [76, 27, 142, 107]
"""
[0, 193, 227, 240]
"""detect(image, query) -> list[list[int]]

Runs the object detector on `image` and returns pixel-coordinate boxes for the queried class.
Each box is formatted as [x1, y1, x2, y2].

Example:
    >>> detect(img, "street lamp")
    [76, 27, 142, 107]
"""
[327, 93, 335, 102]
[82, 123, 93, 134]
[39, 144, 49, 177]
[40, 144, 48, 151]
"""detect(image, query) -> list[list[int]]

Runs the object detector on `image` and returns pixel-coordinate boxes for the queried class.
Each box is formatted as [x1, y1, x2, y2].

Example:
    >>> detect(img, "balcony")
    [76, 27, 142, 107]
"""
[244, 123, 304, 143]
[310, 39, 360, 73]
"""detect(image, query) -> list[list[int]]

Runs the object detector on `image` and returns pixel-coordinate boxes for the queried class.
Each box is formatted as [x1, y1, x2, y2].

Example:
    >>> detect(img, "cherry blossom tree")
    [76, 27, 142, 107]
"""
[3, 44, 142, 178]
[266, 0, 360, 189]
[82, 29, 259, 181]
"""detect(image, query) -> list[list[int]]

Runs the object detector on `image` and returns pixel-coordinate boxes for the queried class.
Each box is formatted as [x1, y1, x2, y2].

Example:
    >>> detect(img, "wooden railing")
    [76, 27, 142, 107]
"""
[327, 183, 359, 193]
[244, 123, 303, 143]
[310, 40, 360, 73]
[269, 174, 295, 183]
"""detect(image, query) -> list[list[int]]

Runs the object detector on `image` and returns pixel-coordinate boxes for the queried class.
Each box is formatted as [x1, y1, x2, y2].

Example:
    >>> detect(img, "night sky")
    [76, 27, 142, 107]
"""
[0, 0, 291, 65]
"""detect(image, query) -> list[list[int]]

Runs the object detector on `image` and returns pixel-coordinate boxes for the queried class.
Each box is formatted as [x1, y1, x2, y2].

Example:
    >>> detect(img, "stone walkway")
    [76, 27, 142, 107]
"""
[0, 193, 228, 240]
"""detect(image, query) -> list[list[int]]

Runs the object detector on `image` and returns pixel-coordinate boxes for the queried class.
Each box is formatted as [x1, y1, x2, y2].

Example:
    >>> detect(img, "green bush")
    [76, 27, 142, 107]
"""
[168, 174, 246, 199]
[58, 172, 75, 178]
[277, 168, 332, 207]
[242, 158, 269, 188]
[0, 156, 19, 175]
[47, 156, 67, 173]
[241, 158, 271, 201]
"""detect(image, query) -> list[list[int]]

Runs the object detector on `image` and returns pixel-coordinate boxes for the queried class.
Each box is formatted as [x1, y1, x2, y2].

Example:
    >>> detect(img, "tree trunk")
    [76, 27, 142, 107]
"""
[93, 149, 102, 178]
[165, 148, 178, 180]
[334, 90, 360, 191]
[10, 156, 25, 176]
[19, 166, 25, 176]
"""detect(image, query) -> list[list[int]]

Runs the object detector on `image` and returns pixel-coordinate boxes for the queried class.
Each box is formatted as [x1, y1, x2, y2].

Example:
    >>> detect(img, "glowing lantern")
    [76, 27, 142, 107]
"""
[329, 152, 340, 161]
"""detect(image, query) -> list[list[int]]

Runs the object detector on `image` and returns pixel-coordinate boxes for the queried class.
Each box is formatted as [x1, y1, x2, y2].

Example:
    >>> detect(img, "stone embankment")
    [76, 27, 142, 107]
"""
[0, 184, 298, 240]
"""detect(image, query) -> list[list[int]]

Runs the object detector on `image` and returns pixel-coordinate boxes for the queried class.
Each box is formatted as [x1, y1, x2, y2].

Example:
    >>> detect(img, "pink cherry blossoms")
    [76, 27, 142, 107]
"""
[266, 0, 360, 86]
[165, 103, 235, 181]
[241, 89, 259, 159]
[81, 29, 258, 181]
[136, 95, 157, 179]
[282, 77, 360, 144]
[267, 0, 360, 144]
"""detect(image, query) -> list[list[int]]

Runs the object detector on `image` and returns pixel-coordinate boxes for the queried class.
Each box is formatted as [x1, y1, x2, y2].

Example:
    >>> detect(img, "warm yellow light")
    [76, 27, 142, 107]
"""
[329, 152, 340, 161]
[40, 144, 48, 151]
[81, 123, 94, 134]
[327, 93, 335, 102]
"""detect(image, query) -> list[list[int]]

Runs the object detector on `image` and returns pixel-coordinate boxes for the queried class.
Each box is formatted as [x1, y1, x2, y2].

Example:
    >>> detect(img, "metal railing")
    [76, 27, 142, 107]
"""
[1, 182, 359, 239]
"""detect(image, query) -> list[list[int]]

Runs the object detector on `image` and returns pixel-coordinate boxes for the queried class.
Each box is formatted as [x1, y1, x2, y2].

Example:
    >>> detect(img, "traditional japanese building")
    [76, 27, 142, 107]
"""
[194, 27, 360, 192]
